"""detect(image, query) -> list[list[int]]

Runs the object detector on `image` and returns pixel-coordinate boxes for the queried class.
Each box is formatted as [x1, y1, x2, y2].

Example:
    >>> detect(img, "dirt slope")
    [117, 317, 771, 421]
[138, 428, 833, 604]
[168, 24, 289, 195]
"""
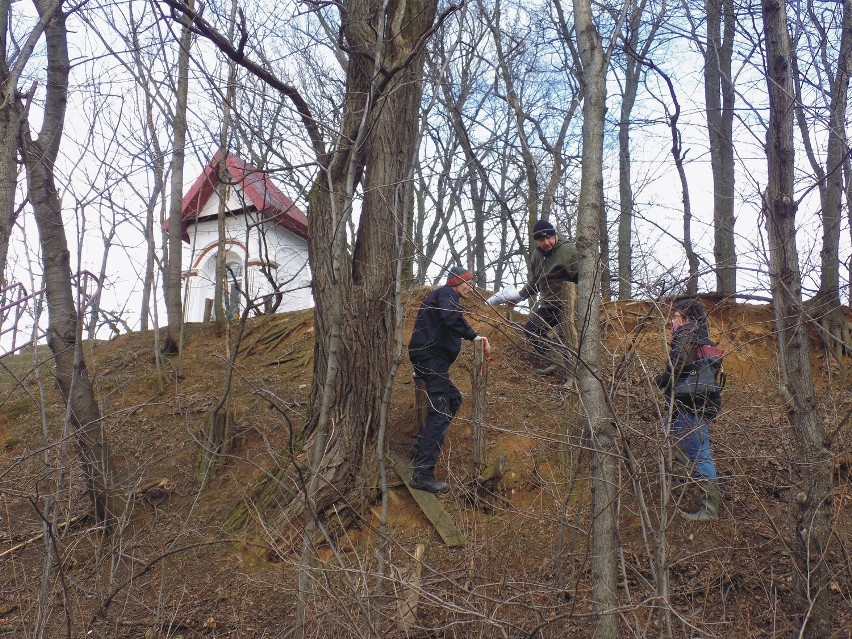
[0, 295, 850, 638]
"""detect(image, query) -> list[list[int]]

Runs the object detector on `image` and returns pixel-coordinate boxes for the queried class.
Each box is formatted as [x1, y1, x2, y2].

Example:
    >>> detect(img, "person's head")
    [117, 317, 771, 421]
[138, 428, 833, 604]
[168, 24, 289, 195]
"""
[446, 266, 475, 298]
[672, 298, 707, 330]
[532, 219, 558, 252]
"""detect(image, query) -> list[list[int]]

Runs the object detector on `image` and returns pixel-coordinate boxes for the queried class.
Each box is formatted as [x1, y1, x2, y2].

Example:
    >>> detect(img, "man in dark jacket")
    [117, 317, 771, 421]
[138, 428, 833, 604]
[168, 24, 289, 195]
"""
[408, 266, 490, 494]
[518, 219, 580, 375]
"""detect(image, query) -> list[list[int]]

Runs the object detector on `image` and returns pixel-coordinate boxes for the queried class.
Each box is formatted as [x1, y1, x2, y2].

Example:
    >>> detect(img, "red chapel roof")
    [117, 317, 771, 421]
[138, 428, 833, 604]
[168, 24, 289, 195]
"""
[165, 150, 309, 243]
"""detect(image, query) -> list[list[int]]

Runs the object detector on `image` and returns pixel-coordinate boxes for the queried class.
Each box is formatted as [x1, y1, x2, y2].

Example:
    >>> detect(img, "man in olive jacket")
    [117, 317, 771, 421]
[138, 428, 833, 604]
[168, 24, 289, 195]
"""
[518, 219, 579, 375]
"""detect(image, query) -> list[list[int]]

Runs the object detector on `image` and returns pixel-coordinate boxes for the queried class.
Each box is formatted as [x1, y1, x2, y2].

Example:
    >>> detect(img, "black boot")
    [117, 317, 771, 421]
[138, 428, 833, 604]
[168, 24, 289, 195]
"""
[410, 474, 450, 495]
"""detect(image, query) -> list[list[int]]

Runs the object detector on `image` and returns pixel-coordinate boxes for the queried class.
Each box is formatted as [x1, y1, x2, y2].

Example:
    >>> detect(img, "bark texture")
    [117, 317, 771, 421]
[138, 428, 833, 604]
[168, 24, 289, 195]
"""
[572, 0, 620, 635]
[19, 0, 119, 523]
[226, 0, 441, 538]
[0, 0, 24, 282]
[817, 0, 851, 303]
[163, 0, 194, 354]
[762, 2, 834, 635]
[705, 0, 737, 295]
[812, 0, 852, 364]
[0, 105, 21, 285]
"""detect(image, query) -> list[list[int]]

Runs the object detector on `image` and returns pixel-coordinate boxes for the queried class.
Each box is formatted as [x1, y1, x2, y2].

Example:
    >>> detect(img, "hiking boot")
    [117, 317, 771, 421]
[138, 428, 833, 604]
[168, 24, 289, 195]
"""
[536, 363, 560, 376]
[409, 475, 450, 495]
[680, 481, 721, 521]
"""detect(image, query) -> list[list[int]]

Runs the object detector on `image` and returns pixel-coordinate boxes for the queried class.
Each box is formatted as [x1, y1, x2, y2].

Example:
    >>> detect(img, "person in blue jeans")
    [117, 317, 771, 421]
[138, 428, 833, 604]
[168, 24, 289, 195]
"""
[655, 298, 722, 521]
[408, 267, 490, 495]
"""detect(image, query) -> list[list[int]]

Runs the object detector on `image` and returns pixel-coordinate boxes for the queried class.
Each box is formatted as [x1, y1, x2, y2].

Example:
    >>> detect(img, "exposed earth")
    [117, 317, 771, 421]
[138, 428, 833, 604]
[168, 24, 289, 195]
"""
[1, 292, 850, 638]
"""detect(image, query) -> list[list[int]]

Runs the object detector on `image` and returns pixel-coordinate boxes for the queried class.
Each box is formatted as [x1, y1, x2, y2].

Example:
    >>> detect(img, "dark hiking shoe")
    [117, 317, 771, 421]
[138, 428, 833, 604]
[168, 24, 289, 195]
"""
[409, 475, 450, 495]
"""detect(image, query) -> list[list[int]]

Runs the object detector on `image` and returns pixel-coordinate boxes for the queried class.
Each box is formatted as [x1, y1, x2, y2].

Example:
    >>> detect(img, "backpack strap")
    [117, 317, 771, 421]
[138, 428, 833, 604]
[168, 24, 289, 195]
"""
[695, 344, 724, 359]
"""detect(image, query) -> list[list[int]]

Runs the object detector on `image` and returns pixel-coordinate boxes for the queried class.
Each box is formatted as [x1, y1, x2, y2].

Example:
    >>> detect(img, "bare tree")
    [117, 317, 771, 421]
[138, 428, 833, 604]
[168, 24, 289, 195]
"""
[570, 0, 620, 634]
[705, 0, 736, 295]
[162, 0, 194, 355]
[162, 0, 453, 536]
[762, 1, 835, 635]
[638, 58, 700, 294]
[615, 0, 665, 299]
[17, 0, 120, 523]
[0, 0, 33, 282]
[792, 0, 852, 359]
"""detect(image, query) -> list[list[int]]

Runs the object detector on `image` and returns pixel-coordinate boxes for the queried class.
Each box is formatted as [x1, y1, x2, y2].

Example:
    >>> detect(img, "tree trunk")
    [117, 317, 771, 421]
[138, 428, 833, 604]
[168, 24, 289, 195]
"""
[0, 0, 24, 283]
[486, 0, 541, 242]
[617, 60, 637, 300]
[163, 0, 194, 354]
[762, 3, 834, 636]
[19, 0, 120, 524]
[401, 167, 417, 288]
[617, 0, 665, 300]
[705, 0, 737, 295]
[572, 0, 620, 635]
[817, 0, 851, 302]
[226, 0, 441, 537]
[132, 24, 167, 332]
[599, 205, 611, 302]
[86, 220, 114, 339]
[812, 0, 852, 363]
[847, 151, 852, 303]
[0, 101, 21, 285]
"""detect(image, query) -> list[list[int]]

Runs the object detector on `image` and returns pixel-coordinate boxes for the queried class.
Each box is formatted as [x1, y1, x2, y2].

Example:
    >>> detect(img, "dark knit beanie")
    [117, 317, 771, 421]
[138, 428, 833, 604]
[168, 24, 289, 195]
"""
[532, 219, 557, 239]
[673, 298, 707, 324]
[446, 266, 474, 286]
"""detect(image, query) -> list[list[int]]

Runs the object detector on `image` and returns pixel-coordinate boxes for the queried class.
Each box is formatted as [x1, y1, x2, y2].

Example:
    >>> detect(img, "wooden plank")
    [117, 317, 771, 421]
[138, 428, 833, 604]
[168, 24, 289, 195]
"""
[388, 451, 465, 548]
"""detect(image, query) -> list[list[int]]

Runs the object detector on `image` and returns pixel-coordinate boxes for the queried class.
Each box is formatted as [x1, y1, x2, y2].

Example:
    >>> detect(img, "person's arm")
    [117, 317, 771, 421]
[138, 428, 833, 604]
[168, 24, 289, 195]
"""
[518, 278, 536, 301]
[437, 289, 478, 341]
[655, 325, 697, 388]
[557, 242, 580, 283]
[669, 325, 698, 377]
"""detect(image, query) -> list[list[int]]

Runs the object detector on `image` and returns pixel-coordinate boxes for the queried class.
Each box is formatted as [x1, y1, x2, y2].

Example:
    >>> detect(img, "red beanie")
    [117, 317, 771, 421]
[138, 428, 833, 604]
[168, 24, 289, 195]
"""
[447, 266, 474, 286]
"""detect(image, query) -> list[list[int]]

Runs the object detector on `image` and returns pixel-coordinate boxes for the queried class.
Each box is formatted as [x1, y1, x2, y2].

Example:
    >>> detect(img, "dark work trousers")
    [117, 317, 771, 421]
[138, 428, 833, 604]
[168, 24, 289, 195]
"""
[410, 355, 463, 479]
[524, 305, 565, 354]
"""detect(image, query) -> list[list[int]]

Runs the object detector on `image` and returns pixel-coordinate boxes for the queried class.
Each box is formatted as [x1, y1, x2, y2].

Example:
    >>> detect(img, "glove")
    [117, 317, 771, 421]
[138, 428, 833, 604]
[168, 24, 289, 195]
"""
[486, 286, 522, 305]
[473, 335, 491, 356]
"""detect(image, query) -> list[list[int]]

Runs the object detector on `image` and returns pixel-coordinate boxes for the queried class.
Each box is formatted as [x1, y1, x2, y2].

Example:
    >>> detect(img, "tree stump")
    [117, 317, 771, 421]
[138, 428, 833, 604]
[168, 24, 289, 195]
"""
[196, 406, 235, 485]
[470, 338, 489, 478]
[414, 374, 428, 430]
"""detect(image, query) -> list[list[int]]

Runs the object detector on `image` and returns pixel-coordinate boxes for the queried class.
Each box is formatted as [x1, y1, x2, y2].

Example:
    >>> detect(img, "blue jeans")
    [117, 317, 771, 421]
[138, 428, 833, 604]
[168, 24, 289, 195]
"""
[664, 410, 717, 481]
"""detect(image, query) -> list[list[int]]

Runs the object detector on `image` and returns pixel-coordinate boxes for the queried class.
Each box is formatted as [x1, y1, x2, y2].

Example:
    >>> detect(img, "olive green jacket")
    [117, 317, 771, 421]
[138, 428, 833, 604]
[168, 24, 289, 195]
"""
[519, 239, 579, 308]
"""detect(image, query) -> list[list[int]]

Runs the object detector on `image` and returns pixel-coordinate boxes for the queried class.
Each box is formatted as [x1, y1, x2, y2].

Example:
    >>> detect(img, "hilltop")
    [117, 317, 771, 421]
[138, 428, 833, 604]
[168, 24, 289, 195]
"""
[0, 294, 850, 638]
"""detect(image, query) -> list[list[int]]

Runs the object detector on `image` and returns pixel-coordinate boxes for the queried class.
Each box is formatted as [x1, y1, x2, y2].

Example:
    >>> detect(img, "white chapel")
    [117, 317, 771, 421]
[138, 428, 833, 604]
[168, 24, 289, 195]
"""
[172, 151, 313, 321]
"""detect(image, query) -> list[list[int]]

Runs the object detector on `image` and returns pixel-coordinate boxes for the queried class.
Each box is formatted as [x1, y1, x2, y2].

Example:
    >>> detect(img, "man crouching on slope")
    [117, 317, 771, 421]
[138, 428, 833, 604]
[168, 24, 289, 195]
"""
[490, 219, 579, 377]
[408, 266, 491, 495]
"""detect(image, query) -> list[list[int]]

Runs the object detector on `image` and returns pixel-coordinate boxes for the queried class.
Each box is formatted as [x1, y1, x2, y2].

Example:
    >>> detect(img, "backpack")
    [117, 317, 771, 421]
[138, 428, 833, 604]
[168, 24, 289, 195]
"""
[673, 344, 726, 413]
